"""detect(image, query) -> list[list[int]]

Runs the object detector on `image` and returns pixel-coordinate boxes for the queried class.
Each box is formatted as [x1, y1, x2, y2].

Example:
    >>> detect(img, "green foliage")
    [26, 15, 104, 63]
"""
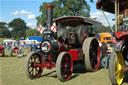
[0, 22, 11, 38]
[92, 25, 113, 34]
[25, 28, 42, 38]
[36, 0, 93, 26]
[8, 18, 28, 40]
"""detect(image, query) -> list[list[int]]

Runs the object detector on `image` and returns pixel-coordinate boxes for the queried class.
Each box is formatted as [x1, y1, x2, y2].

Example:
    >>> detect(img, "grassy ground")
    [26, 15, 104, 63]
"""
[0, 38, 6, 42]
[0, 49, 128, 85]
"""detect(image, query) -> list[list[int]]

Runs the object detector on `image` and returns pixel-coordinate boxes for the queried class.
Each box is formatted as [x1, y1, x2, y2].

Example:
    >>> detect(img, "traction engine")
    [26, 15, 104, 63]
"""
[25, 5, 101, 81]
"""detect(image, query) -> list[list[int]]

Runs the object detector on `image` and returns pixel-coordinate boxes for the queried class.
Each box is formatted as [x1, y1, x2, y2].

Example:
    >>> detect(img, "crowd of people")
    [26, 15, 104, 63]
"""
[99, 38, 122, 69]
[0, 41, 25, 50]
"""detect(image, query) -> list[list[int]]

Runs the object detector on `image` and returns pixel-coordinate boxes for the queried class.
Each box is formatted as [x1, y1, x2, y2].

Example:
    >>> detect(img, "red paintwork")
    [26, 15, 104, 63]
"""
[63, 54, 73, 80]
[0, 46, 4, 49]
[13, 48, 18, 53]
[34, 54, 56, 69]
[94, 46, 101, 71]
[68, 49, 81, 61]
[0, 46, 4, 54]
[115, 32, 128, 39]
[115, 31, 128, 43]
[0, 50, 2, 54]
[34, 61, 56, 69]
[34, 49, 80, 71]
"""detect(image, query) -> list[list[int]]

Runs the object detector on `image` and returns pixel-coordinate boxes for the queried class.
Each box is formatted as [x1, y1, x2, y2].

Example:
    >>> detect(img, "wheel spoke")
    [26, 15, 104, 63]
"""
[29, 68, 34, 74]
[65, 70, 71, 75]
[35, 67, 39, 72]
[34, 55, 37, 62]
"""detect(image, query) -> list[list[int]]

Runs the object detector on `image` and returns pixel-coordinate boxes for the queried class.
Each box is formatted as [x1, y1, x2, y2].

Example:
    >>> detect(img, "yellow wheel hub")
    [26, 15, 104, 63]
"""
[115, 51, 124, 85]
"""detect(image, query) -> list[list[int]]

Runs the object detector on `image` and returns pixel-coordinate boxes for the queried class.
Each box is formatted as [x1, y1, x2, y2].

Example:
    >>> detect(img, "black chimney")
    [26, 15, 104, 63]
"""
[45, 5, 54, 28]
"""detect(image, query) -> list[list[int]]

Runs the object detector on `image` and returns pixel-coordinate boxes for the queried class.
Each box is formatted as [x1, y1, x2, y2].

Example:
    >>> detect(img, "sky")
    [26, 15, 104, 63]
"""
[0, 0, 115, 28]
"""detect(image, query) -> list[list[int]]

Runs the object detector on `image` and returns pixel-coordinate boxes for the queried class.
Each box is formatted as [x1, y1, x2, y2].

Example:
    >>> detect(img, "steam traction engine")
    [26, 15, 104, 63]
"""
[25, 5, 101, 81]
[10, 44, 24, 57]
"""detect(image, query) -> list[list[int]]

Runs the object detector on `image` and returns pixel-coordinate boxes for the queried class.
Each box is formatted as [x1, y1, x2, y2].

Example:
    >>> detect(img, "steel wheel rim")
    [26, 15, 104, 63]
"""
[115, 52, 124, 85]
[89, 39, 100, 71]
[28, 54, 42, 78]
[61, 54, 73, 80]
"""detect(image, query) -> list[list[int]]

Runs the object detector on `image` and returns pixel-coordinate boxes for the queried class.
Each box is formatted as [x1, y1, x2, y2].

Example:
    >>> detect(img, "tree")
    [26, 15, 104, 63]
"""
[0, 22, 11, 38]
[36, 0, 93, 26]
[92, 25, 113, 34]
[25, 28, 42, 38]
[8, 18, 28, 40]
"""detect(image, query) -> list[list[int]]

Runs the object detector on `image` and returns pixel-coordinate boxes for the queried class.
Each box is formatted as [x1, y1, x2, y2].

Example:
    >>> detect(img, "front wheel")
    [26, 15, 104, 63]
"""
[56, 52, 73, 81]
[109, 50, 124, 85]
[25, 52, 43, 79]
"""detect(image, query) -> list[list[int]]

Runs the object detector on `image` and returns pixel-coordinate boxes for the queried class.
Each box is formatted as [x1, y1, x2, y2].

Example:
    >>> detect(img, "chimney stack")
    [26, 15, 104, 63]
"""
[45, 5, 54, 28]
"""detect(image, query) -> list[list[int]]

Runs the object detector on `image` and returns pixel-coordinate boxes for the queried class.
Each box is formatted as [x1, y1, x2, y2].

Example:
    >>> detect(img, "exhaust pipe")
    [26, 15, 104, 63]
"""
[45, 5, 54, 28]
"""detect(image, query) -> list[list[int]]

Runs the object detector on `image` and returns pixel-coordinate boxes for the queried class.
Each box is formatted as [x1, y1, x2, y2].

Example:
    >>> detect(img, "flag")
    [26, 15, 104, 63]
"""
[51, 22, 56, 32]
[38, 24, 45, 33]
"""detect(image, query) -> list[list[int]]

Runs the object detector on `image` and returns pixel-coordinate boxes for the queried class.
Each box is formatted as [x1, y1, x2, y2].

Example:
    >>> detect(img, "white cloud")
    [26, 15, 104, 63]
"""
[10, 10, 32, 15]
[10, 10, 36, 20]
[27, 22, 36, 28]
[10, 10, 19, 15]
[20, 10, 32, 15]
[90, 11, 115, 26]
[27, 14, 36, 20]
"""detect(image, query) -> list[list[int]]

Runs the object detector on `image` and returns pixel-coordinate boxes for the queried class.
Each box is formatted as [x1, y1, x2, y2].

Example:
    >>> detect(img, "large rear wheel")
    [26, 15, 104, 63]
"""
[56, 52, 73, 81]
[82, 37, 100, 71]
[109, 50, 124, 85]
[25, 52, 43, 79]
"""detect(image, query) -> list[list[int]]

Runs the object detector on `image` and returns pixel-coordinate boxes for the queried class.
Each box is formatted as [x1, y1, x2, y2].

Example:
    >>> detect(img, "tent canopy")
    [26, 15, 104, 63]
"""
[96, 0, 128, 13]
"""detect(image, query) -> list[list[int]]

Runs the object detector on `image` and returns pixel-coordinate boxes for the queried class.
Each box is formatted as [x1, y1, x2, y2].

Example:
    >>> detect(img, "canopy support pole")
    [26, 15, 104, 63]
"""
[115, 1, 119, 32]
[101, 10, 114, 32]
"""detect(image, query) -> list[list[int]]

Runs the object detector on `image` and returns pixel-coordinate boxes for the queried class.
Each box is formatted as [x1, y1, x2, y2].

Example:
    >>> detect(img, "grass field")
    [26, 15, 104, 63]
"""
[0, 38, 6, 42]
[0, 49, 128, 85]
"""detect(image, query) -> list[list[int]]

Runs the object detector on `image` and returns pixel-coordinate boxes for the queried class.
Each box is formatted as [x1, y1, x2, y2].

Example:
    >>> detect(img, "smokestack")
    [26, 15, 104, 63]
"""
[45, 5, 54, 28]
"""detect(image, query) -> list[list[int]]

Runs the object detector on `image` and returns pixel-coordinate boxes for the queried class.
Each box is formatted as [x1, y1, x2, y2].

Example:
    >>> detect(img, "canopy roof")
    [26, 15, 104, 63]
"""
[53, 16, 101, 27]
[96, 0, 128, 13]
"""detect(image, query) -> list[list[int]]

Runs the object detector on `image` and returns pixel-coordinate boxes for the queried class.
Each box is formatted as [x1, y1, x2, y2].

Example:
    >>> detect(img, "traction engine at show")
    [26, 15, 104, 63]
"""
[25, 5, 101, 81]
